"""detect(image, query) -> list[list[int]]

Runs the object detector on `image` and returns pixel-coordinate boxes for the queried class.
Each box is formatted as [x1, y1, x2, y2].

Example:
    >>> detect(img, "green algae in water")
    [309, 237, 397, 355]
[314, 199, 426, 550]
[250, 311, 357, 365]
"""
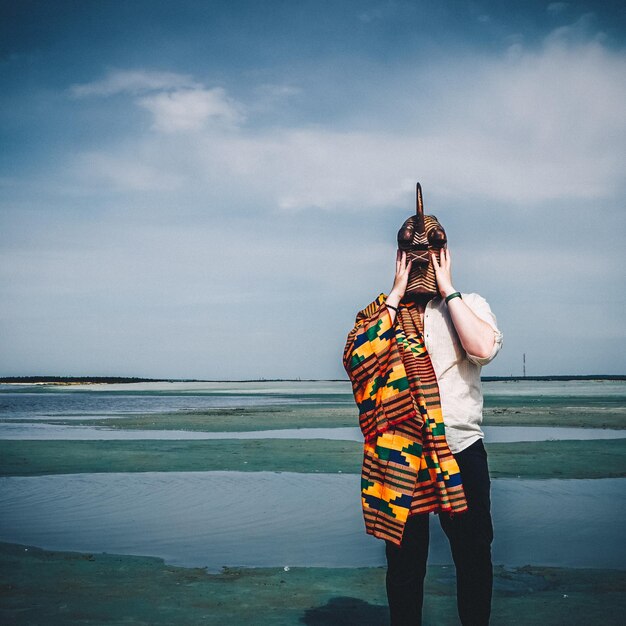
[1, 542, 624, 625]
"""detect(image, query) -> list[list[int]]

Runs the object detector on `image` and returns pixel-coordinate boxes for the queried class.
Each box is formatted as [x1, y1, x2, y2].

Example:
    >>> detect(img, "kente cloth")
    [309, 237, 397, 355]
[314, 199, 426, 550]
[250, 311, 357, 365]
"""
[343, 293, 468, 545]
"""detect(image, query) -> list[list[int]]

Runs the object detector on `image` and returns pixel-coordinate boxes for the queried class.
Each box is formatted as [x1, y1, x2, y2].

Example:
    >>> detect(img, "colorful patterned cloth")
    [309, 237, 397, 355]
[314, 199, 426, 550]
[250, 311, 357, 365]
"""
[343, 293, 468, 545]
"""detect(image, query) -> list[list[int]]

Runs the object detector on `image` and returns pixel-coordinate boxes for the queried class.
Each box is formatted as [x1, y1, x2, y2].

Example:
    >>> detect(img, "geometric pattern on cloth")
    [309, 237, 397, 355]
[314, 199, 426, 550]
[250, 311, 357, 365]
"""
[343, 293, 468, 545]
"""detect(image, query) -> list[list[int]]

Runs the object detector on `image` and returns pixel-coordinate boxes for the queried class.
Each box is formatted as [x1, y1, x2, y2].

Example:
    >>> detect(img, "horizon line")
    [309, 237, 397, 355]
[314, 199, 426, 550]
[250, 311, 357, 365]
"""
[1, 374, 625, 384]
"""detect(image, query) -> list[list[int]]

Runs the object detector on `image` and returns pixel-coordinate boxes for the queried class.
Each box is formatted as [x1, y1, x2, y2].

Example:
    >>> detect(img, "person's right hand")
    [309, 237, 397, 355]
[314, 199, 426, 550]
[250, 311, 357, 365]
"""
[389, 250, 412, 301]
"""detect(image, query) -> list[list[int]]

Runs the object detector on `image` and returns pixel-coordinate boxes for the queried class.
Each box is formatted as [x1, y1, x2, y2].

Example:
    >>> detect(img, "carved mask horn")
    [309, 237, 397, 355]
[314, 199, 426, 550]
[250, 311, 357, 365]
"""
[416, 182, 425, 234]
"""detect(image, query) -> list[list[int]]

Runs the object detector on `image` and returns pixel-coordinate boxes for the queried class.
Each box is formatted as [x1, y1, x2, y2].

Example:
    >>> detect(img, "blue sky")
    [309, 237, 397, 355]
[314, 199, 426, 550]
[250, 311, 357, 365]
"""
[1, 0, 625, 378]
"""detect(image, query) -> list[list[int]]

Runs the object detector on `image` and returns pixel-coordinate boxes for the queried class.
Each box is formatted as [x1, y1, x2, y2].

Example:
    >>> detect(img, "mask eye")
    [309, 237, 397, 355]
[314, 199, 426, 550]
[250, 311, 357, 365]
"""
[428, 227, 447, 248]
[397, 223, 414, 249]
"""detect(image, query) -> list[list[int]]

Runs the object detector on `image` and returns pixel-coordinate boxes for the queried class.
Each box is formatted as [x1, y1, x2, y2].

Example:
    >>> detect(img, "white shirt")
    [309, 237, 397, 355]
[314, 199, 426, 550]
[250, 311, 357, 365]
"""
[422, 293, 503, 454]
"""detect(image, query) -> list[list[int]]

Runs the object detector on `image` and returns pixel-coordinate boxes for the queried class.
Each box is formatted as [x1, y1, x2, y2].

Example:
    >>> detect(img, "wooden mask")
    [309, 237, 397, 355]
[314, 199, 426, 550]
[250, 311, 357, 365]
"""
[397, 183, 447, 297]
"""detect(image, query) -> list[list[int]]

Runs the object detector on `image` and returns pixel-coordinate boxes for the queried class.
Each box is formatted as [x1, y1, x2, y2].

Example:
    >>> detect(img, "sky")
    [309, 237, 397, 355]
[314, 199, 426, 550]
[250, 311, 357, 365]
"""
[1, 0, 625, 379]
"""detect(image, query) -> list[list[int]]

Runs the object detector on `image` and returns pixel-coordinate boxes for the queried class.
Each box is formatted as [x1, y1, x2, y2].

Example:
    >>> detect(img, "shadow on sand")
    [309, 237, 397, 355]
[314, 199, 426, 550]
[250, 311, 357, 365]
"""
[300, 597, 389, 625]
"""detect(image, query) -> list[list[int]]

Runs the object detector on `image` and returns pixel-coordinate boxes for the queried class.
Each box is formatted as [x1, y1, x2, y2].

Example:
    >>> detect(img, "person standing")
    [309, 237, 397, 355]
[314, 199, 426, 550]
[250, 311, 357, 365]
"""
[343, 184, 503, 625]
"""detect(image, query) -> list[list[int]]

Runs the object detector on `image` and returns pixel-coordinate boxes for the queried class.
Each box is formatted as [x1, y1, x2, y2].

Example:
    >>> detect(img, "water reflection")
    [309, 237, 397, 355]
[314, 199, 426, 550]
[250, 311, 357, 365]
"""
[0, 472, 623, 571]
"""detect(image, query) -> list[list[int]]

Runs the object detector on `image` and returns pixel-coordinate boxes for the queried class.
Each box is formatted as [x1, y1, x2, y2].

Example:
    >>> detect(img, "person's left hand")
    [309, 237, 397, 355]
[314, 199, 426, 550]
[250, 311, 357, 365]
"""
[431, 247, 456, 299]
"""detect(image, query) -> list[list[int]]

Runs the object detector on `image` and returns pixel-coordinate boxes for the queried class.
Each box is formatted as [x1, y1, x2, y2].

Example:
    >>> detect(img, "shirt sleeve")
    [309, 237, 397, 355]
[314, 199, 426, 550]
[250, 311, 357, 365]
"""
[463, 293, 503, 366]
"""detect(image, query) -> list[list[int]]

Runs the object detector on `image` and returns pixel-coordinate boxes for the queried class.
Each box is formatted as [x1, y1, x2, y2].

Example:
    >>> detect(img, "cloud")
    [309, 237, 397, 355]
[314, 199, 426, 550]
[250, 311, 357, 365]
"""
[547, 2, 569, 17]
[5, 26, 626, 378]
[70, 68, 244, 133]
[73, 151, 184, 191]
[65, 33, 625, 213]
[137, 88, 244, 132]
[544, 13, 605, 45]
[250, 83, 302, 113]
[58, 24, 626, 216]
[70, 69, 199, 97]
[254, 84, 302, 100]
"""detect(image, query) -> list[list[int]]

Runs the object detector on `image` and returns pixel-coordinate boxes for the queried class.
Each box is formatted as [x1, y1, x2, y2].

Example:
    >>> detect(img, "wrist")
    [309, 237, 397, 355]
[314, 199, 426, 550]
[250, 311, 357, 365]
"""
[439, 285, 457, 299]
[386, 290, 402, 306]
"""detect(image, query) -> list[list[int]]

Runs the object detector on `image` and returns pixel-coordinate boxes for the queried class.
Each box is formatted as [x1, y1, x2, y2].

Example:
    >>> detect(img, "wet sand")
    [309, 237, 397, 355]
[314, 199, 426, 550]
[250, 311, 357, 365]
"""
[483, 405, 626, 429]
[1, 438, 624, 479]
[2, 406, 361, 431]
[1, 541, 624, 625]
[6, 401, 624, 430]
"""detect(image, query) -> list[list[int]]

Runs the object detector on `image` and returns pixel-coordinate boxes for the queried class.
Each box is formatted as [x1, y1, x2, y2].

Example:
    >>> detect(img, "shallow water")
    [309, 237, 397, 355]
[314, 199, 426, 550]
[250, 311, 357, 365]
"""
[2, 380, 624, 421]
[0, 422, 624, 442]
[482, 379, 626, 398]
[0, 390, 318, 420]
[2, 380, 623, 574]
[0, 472, 623, 571]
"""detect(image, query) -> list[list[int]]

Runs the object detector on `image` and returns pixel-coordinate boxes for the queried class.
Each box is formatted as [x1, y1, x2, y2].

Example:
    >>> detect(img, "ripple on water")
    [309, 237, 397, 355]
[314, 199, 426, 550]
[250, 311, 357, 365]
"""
[0, 472, 624, 571]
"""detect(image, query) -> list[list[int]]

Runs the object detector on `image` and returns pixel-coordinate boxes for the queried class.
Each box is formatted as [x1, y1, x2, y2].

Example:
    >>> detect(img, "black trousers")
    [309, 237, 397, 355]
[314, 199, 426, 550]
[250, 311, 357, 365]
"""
[385, 438, 493, 626]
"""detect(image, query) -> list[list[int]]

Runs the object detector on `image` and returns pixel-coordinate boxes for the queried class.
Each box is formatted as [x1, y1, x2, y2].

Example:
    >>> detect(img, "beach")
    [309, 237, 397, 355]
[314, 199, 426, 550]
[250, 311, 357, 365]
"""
[3, 542, 625, 625]
[1, 379, 625, 624]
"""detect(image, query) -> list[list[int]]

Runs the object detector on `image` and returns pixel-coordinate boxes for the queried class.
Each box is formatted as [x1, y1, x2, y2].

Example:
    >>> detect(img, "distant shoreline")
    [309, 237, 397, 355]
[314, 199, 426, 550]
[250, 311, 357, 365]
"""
[1, 375, 625, 385]
[481, 375, 626, 382]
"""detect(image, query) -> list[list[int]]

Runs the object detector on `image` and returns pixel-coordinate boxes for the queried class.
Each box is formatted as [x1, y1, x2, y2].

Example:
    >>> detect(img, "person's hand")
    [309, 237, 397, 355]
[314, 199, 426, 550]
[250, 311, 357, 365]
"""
[431, 247, 456, 299]
[389, 250, 412, 301]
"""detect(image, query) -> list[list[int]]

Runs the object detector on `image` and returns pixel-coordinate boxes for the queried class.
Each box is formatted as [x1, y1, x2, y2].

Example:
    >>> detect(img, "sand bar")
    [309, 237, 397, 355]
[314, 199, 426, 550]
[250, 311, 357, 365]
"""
[3, 403, 625, 430]
[1, 541, 624, 625]
[1, 422, 625, 441]
[1, 438, 624, 478]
